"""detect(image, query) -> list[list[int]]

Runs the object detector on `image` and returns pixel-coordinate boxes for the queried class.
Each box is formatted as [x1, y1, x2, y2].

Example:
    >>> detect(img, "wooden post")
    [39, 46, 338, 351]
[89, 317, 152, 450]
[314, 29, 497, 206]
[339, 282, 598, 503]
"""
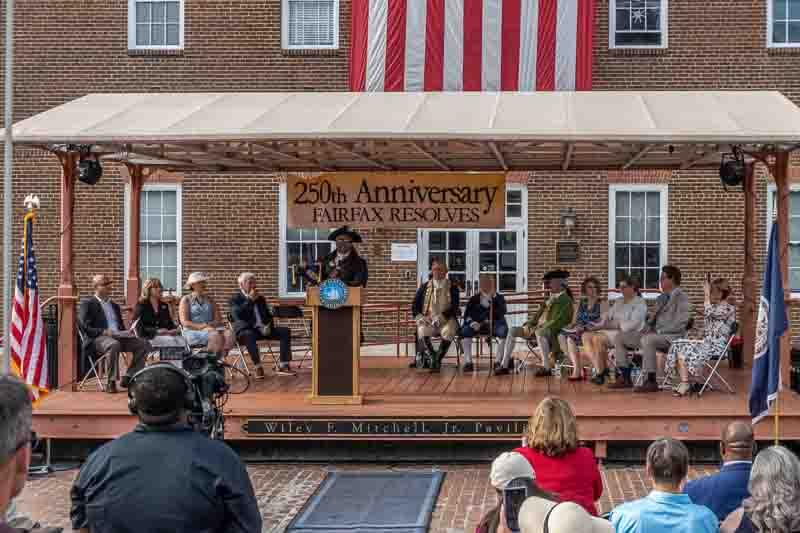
[775, 152, 792, 394]
[741, 163, 757, 365]
[126, 165, 144, 309]
[57, 152, 78, 390]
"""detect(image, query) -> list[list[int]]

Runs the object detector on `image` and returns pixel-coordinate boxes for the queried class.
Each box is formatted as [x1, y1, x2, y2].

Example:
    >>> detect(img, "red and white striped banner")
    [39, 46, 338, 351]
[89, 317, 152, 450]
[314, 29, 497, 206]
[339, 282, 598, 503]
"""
[350, 0, 595, 92]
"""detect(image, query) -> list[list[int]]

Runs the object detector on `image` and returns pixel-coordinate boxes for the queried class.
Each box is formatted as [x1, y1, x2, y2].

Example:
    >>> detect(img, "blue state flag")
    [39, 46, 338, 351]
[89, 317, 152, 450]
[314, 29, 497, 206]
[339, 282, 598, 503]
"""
[750, 224, 789, 423]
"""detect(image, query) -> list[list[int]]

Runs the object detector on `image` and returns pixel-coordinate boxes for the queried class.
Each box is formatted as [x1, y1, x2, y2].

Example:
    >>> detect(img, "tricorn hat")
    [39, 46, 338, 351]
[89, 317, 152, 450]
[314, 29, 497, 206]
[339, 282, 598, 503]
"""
[542, 269, 570, 281]
[328, 226, 363, 243]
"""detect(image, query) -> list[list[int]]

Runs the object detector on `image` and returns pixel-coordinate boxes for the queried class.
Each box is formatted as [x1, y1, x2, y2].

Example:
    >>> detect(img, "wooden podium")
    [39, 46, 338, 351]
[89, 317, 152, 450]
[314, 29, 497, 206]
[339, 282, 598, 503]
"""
[305, 286, 363, 405]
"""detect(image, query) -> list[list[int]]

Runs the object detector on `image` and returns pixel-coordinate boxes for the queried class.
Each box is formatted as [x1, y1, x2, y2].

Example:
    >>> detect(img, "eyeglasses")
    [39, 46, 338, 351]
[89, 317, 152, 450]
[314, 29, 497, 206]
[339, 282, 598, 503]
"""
[13, 431, 37, 453]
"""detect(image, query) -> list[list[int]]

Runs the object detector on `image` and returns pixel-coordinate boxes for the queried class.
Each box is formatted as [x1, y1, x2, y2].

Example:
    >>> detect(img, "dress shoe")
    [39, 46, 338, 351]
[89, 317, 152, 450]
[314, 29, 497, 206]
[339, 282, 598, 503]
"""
[120, 376, 131, 389]
[591, 369, 609, 386]
[634, 380, 659, 393]
[533, 367, 551, 378]
[462, 362, 474, 372]
[494, 367, 510, 376]
[106, 382, 119, 394]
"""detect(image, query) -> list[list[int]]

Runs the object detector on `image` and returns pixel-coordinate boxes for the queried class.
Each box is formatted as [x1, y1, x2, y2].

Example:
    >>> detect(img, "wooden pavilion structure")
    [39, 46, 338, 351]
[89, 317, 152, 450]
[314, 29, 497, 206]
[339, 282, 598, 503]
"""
[8, 90, 800, 445]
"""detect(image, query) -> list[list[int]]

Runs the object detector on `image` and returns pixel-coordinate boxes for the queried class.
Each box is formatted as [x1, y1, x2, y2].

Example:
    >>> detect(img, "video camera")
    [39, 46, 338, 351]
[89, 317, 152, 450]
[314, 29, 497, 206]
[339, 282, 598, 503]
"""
[181, 351, 229, 440]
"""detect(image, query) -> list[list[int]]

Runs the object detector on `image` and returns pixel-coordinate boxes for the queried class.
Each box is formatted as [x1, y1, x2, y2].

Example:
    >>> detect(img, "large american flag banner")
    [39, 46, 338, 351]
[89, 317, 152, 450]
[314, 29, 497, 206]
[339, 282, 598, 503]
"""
[10, 214, 49, 402]
[350, 0, 596, 92]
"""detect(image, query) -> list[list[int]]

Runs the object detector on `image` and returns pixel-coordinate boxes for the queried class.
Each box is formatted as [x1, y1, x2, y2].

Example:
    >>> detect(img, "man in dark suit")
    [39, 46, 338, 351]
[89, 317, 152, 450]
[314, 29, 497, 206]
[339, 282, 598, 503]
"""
[684, 421, 753, 522]
[78, 274, 151, 394]
[230, 273, 293, 378]
[319, 226, 368, 287]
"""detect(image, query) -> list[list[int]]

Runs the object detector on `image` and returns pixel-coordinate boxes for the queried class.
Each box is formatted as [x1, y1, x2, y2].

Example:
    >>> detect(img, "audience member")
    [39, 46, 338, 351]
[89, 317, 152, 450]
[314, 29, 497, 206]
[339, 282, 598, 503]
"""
[230, 272, 294, 378]
[519, 497, 613, 533]
[79, 274, 152, 394]
[476, 451, 557, 533]
[514, 397, 603, 515]
[503, 270, 574, 378]
[559, 276, 608, 381]
[614, 265, 690, 393]
[70, 364, 261, 533]
[0, 375, 34, 533]
[583, 275, 647, 386]
[685, 421, 753, 522]
[666, 277, 735, 396]
[412, 260, 459, 372]
[610, 437, 718, 533]
[179, 272, 233, 354]
[462, 274, 509, 374]
[721, 445, 800, 533]
[131, 277, 184, 349]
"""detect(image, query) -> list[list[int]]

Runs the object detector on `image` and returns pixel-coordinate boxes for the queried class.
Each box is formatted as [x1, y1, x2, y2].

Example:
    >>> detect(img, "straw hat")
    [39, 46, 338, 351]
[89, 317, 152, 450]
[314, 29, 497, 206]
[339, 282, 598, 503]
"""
[519, 498, 613, 533]
[184, 272, 210, 290]
[490, 452, 535, 489]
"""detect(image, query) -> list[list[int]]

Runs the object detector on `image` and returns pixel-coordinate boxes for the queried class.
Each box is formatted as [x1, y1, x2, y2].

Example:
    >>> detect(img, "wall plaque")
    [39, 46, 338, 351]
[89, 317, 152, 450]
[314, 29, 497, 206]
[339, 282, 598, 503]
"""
[556, 241, 580, 263]
[242, 417, 529, 438]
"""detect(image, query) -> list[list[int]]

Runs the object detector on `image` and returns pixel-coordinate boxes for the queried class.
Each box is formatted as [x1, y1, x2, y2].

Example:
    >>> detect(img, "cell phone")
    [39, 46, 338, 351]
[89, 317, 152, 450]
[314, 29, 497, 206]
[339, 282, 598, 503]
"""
[503, 478, 530, 533]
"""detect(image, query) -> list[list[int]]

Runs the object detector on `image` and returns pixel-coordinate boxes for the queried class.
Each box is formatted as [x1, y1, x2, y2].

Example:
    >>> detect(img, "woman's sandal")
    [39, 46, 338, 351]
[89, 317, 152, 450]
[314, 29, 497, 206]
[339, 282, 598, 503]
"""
[673, 381, 691, 397]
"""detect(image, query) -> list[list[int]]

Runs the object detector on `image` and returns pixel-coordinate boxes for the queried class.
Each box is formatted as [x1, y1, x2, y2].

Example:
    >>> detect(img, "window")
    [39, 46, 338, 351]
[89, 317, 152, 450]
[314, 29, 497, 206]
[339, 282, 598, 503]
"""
[608, 185, 668, 291]
[768, 0, 800, 47]
[610, 0, 668, 49]
[282, 0, 339, 50]
[279, 184, 335, 297]
[124, 184, 182, 295]
[128, 0, 184, 50]
[506, 186, 524, 220]
[766, 185, 800, 292]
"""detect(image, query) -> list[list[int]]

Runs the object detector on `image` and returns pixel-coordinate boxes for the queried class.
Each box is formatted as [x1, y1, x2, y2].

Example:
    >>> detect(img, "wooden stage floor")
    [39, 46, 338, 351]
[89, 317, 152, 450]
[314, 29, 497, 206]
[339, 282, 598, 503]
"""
[33, 355, 800, 447]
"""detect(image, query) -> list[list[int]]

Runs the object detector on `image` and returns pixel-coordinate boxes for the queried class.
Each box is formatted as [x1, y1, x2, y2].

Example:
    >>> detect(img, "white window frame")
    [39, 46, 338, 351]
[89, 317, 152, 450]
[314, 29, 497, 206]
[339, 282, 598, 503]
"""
[127, 0, 185, 51]
[767, 0, 800, 48]
[766, 183, 800, 297]
[281, 0, 340, 50]
[608, 184, 669, 300]
[609, 0, 669, 50]
[124, 183, 183, 297]
[279, 183, 336, 298]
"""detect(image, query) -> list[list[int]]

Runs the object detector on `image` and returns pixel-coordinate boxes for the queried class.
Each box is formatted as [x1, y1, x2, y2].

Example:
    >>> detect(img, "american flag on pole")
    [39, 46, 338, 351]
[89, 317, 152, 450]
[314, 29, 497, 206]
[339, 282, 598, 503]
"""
[9, 213, 49, 403]
[350, 0, 596, 92]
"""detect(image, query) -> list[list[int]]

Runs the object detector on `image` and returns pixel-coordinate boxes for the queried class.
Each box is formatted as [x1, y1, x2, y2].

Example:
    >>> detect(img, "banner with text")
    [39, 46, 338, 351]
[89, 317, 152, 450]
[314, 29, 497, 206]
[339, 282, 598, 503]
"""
[287, 172, 506, 229]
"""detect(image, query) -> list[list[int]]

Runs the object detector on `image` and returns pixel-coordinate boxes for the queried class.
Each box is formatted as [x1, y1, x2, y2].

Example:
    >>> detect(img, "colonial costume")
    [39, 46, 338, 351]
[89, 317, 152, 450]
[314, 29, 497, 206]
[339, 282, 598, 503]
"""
[320, 226, 369, 287]
[502, 270, 573, 377]
[411, 278, 460, 371]
[460, 290, 508, 373]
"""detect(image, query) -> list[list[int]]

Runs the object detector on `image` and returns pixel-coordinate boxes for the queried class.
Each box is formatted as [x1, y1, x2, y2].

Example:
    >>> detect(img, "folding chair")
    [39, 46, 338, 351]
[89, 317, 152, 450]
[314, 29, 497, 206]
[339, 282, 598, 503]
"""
[77, 328, 110, 392]
[272, 305, 311, 369]
[699, 321, 739, 396]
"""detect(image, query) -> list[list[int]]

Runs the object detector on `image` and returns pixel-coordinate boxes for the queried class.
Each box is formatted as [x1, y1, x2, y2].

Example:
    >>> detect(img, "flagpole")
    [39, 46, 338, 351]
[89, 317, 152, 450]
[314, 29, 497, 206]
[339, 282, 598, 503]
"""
[2, 0, 14, 375]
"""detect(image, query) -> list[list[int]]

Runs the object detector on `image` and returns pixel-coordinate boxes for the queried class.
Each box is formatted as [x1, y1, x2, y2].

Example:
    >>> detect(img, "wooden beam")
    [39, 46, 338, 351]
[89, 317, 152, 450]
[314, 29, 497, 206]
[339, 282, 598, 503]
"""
[327, 141, 392, 170]
[57, 152, 79, 390]
[622, 144, 656, 170]
[125, 165, 144, 309]
[680, 147, 714, 170]
[488, 142, 509, 171]
[741, 163, 757, 366]
[253, 142, 333, 171]
[411, 142, 451, 170]
[562, 143, 574, 171]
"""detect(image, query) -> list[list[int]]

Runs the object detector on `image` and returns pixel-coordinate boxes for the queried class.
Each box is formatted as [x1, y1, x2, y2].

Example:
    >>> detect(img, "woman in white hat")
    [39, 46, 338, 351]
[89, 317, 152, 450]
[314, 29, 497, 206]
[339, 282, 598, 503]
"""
[178, 272, 232, 353]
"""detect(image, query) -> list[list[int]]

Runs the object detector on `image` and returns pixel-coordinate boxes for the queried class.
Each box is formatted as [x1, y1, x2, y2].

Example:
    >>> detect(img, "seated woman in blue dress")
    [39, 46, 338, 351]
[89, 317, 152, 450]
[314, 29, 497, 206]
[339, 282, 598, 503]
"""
[558, 276, 608, 381]
[178, 272, 232, 355]
[459, 274, 509, 374]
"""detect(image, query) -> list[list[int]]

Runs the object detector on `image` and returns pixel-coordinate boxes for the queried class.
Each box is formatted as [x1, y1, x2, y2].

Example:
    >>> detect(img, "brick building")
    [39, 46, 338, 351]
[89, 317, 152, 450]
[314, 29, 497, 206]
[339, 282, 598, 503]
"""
[2, 0, 800, 343]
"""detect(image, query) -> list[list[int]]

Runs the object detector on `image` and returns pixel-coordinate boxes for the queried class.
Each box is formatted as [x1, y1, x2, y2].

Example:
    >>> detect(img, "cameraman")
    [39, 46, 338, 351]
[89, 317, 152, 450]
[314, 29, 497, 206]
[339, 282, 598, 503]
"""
[70, 364, 262, 533]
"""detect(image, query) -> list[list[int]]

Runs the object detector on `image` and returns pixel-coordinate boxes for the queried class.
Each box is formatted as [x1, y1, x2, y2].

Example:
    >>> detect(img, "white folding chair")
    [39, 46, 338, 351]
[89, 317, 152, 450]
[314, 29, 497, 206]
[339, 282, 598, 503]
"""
[699, 322, 739, 396]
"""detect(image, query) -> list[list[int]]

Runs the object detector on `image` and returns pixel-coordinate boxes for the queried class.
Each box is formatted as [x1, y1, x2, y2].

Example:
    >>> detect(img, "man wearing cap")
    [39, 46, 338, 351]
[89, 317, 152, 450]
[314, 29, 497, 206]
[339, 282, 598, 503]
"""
[501, 270, 574, 377]
[79, 275, 151, 394]
[319, 226, 369, 287]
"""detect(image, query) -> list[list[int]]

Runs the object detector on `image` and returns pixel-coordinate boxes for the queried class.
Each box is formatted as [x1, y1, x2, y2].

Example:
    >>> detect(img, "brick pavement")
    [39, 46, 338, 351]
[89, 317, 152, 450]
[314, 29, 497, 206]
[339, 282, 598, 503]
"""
[14, 463, 718, 533]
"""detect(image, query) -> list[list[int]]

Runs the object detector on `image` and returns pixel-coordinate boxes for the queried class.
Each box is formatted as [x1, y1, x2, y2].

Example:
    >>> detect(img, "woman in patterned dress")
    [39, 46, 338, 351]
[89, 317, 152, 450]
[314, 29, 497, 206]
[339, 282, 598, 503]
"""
[666, 277, 735, 397]
[559, 277, 608, 381]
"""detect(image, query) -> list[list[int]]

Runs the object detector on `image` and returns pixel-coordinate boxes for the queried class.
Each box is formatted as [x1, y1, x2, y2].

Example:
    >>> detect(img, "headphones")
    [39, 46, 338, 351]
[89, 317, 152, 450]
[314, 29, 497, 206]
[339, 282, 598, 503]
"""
[127, 363, 195, 416]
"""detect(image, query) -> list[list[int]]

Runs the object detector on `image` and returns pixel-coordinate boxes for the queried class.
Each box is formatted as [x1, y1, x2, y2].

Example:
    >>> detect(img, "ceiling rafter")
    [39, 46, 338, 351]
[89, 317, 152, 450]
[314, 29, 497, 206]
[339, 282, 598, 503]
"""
[561, 143, 574, 171]
[487, 142, 508, 171]
[326, 140, 392, 170]
[622, 144, 656, 170]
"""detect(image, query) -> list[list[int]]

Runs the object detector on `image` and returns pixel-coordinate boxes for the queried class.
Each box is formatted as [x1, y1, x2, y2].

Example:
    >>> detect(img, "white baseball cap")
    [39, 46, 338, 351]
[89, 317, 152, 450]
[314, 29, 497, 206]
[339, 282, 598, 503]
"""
[519, 498, 613, 533]
[490, 451, 535, 489]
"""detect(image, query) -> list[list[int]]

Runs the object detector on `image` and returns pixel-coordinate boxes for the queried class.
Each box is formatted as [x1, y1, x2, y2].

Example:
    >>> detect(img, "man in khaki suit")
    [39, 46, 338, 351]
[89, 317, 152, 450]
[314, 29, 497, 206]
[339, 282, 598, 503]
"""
[611, 265, 690, 393]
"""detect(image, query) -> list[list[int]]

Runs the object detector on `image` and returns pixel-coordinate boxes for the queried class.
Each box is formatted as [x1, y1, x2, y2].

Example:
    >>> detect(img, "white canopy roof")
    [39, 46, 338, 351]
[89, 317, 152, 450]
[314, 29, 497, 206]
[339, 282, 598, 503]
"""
[9, 91, 800, 172]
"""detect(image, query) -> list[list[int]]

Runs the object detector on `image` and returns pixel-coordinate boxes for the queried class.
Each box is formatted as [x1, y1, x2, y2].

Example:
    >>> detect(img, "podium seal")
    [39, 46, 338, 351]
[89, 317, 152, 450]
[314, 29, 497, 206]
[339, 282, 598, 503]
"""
[318, 278, 349, 310]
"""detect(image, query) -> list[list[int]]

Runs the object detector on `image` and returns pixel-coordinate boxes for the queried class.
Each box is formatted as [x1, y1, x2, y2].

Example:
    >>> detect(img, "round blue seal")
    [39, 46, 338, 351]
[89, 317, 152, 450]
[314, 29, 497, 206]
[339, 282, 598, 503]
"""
[318, 278, 349, 310]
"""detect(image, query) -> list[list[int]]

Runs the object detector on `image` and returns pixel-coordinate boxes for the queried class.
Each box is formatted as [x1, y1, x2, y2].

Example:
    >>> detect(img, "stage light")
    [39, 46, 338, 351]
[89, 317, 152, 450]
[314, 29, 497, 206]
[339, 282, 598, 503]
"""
[78, 153, 103, 185]
[719, 147, 745, 191]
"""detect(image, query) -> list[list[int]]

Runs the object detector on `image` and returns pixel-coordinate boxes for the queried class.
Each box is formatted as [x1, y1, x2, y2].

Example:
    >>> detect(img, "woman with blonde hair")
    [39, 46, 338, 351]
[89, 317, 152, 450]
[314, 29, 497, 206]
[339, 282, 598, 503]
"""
[514, 397, 603, 516]
[721, 445, 800, 533]
[179, 272, 233, 354]
[131, 278, 183, 349]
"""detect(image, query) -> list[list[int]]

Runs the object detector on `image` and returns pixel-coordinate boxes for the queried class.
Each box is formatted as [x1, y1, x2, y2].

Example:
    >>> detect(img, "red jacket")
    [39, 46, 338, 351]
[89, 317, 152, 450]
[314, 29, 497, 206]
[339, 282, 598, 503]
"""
[514, 445, 603, 516]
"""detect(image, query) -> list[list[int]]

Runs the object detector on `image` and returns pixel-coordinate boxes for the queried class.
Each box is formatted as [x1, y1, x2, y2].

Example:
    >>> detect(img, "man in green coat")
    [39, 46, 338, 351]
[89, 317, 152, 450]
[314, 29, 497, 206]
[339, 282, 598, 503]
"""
[502, 270, 574, 377]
